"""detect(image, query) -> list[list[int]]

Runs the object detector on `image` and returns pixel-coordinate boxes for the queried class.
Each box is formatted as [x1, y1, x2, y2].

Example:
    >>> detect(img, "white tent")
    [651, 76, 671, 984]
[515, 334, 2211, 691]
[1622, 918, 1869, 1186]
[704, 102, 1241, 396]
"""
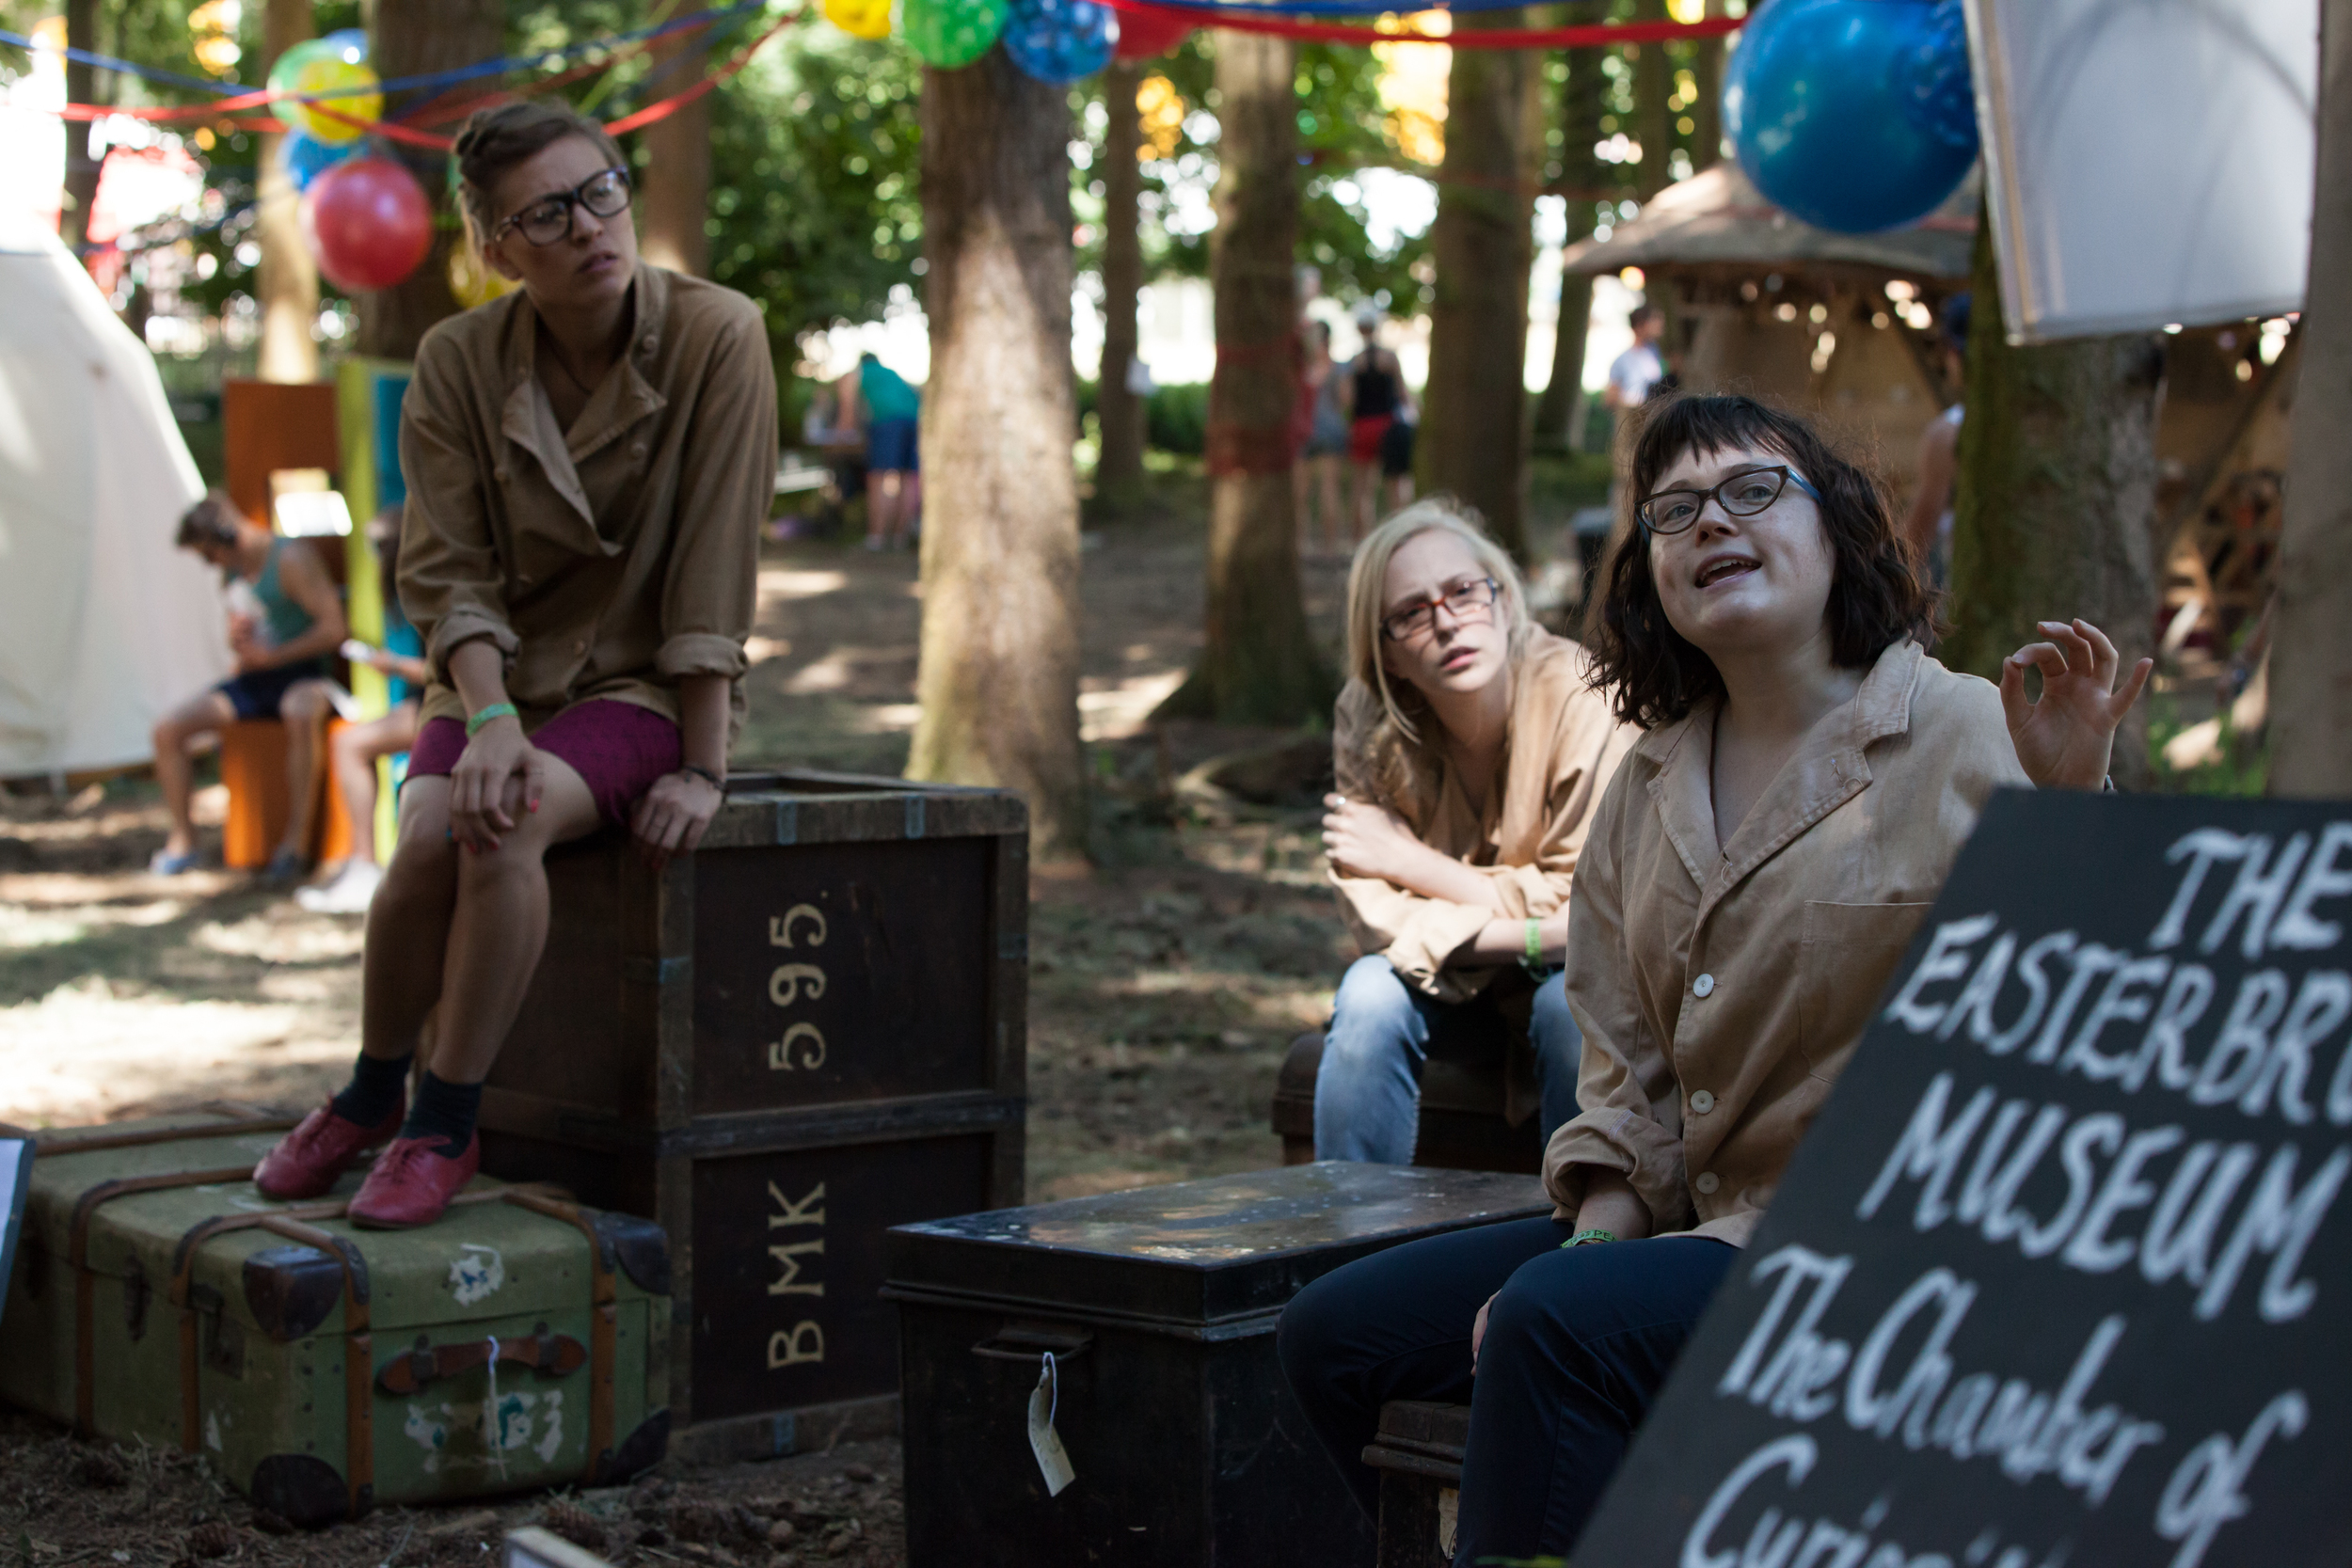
[0, 205, 227, 779]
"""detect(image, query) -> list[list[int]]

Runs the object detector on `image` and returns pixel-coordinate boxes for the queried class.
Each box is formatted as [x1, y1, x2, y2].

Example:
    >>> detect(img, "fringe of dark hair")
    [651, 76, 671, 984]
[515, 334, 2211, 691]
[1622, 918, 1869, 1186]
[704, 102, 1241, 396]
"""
[1586, 393, 1939, 729]
[174, 490, 241, 551]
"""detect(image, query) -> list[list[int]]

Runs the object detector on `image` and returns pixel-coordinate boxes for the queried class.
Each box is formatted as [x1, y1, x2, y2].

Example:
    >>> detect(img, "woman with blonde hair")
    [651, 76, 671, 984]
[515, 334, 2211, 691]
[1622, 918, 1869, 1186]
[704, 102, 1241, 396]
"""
[1316, 499, 1636, 1164]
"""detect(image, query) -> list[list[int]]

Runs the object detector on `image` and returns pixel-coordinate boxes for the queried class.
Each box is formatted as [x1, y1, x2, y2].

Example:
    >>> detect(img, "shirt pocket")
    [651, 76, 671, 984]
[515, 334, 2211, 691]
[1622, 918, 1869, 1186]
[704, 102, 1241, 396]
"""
[1797, 900, 1932, 1082]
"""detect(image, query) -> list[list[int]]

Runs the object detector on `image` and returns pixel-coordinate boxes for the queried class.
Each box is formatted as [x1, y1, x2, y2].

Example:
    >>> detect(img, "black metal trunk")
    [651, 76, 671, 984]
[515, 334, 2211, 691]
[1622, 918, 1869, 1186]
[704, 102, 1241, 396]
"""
[885, 1164, 1549, 1567]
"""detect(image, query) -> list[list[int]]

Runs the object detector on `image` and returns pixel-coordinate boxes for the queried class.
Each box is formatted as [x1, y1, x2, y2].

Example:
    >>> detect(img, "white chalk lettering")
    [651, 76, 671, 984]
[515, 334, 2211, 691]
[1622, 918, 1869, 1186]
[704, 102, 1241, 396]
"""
[2270, 823, 2352, 951]
[1681, 1435, 1818, 1568]
[1884, 915, 1998, 1035]
[2154, 1391, 2307, 1568]
[1720, 1247, 1853, 1420]
[2200, 832, 2311, 959]
[2196, 1143, 2349, 1323]
[2026, 944, 2126, 1066]
[2187, 972, 2291, 1108]
[1857, 1073, 1994, 1228]
[2019, 1114, 2122, 1259]
[2241, 972, 2352, 1122]
[1986, 932, 2077, 1055]
[2061, 1126, 2185, 1274]
[2149, 831, 2256, 952]
[2123, 965, 2217, 1093]
[2058, 958, 2172, 1082]
[1936, 933, 2016, 1045]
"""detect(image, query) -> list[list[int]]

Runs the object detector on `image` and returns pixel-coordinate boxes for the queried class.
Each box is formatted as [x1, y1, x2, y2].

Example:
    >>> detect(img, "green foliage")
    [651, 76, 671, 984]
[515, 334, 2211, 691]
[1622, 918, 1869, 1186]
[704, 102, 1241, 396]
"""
[1145, 381, 1209, 455]
[2146, 693, 2271, 798]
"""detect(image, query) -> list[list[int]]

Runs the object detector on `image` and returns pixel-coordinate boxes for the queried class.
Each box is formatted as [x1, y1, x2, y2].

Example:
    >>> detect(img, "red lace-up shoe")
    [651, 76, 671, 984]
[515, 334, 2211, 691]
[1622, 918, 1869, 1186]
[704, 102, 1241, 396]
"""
[346, 1132, 480, 1229]
[252, 1101, 405, 1201]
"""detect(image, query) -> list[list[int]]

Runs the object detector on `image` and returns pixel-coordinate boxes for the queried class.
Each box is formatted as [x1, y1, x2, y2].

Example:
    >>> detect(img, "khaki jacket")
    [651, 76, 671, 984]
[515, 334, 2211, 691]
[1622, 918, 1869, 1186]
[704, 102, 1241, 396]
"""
[397, 262, 775, 740]
[1543, 640, 2028, 1245]
[1331, 632, 1638, 1004]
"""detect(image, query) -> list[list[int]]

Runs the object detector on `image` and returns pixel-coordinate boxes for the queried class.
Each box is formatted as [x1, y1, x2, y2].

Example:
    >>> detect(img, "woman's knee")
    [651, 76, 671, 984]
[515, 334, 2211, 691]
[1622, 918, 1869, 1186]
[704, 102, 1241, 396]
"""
[1328, 958, 1416, 1049]
[1277, 1265, 1361, 1396]
[1530, 973, 1581, 1062]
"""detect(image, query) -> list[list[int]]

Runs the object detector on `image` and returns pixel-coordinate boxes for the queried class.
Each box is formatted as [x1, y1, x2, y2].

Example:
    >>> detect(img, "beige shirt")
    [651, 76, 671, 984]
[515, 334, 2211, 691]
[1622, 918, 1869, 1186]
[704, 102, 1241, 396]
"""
[1543, 640, 2029, 1245]
[1331, 631, 1639, 1004]
[397, 262, 775, 740]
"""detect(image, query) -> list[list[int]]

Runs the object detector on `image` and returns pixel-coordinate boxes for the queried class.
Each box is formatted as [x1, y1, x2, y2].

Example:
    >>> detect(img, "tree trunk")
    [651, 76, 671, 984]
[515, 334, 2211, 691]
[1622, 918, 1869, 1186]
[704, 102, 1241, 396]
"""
[1094, 60, 1149, 504]
[1633, 0, 1673, 200]
[60, 0, 101, 254]
[1532, 17, 1606, 453]
[358, 0, 503, 360]
[1421, 10, 1539, 557]
[908, 52, 1089, 863]
[2269, 0, 2352, 797]
[639, 30, 712, 277]
[1157, 33, 1333, 725]
[1945, 215, 2164, 787]
[256, 0, 320, 383]
[1691, 0, 1726, 169]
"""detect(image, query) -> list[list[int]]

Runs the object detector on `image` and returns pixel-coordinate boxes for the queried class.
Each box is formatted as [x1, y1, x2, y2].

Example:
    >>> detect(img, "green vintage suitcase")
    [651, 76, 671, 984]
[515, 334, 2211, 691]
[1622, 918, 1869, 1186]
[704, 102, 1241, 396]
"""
[0, 1108, 672, 1526]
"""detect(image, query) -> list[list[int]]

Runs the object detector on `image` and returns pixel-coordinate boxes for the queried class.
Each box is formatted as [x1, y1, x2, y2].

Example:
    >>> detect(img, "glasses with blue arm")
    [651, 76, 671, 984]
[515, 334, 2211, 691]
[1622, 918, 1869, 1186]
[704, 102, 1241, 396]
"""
[1635, 465, 1822, 536]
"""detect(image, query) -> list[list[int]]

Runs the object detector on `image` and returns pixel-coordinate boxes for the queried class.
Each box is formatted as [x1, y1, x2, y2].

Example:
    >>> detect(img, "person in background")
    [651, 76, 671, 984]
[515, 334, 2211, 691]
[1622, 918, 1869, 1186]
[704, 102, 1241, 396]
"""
[150, 492, 347, 880]
[1347, 306, 1418, 536]
[1280, 393, 2148, 1563]
[838, 350, 921, 552]
[248, 99, 772, 1229]
[298, 507, 430, 916]
[1901, 292, 1971, 588]
[1316, 500, 1636, 1164]
[1602, 303, 1668, 421]
[1296, 321, 1350, 557]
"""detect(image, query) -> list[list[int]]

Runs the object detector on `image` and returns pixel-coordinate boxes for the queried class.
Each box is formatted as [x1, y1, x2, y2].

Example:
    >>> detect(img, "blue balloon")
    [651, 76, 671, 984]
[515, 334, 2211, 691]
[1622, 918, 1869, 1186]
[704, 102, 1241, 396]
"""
[278, 129, 358, 193]
[1001, 0, 1115, 86]
[1724, 0, 1979, 235]
[323, 27, 369, 64]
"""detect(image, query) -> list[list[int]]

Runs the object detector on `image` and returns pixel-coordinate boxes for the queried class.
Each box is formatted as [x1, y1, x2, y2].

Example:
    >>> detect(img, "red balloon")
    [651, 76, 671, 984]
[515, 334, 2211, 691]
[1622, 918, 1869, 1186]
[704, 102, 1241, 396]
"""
[1113, 8, 1192, 58]
[299, 156, 434, 294]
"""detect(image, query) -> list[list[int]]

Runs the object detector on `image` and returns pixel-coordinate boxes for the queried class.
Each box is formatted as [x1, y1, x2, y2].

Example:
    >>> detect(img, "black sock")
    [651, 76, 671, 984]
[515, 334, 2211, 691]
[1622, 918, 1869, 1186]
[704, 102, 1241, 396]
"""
[329, 1051, 413, 1127]
[399, 1072, 483, 1159]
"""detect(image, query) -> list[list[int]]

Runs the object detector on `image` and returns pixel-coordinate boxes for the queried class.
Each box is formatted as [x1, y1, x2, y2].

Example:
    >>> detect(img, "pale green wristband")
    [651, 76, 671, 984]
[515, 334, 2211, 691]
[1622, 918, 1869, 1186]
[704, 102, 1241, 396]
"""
[465, 701, 518, 737]
[1563, 1228, 1618, 1248]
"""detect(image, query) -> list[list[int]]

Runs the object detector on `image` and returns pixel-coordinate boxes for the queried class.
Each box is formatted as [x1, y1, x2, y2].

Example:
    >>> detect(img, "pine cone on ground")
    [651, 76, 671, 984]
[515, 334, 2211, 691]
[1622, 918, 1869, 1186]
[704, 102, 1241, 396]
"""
[72, 1449, 130, 1489]
[540, 1502, 609, 1553]
[186, 1520, 239, 1559]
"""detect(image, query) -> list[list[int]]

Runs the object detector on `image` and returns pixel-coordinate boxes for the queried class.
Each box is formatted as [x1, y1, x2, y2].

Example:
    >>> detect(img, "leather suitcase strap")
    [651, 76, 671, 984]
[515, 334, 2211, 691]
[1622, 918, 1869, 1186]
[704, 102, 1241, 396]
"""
[69, 1164, 267, 1436]
[375, 1330, 589, 1394]
[165, 1181, 573, 1518]
[501, 1188, 618, 1473]
[40, 1107, 295, 1157]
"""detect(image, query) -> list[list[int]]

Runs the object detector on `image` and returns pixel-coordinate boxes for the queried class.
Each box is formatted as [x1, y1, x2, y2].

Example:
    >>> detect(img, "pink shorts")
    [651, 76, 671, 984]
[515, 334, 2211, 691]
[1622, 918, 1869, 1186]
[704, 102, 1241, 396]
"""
[405, 699, 683, 827]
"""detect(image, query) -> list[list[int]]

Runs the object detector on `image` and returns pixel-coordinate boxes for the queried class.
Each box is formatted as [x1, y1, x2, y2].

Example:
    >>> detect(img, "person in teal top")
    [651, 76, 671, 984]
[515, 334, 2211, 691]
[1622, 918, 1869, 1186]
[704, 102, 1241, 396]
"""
[838, 350, 922, 551]
[153, 492, 347, 879]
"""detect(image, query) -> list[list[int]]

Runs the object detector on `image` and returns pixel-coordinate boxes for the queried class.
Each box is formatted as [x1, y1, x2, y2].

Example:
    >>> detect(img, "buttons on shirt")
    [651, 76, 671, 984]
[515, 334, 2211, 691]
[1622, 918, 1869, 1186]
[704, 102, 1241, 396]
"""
[1693, 1172, 1722, 1196]
[639, 334, 658, 356]
[1692, 973, 1717, 998]
[572, 639, 587, 654]
[1690, 1089, 1717, 1115]
[629, 440, 648, 460]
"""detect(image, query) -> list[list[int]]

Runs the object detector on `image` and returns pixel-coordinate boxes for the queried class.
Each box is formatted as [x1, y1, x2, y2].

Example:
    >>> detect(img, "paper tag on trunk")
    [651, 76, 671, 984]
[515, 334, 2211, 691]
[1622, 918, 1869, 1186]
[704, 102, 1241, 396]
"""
[1027, 1352, 1076, 1497]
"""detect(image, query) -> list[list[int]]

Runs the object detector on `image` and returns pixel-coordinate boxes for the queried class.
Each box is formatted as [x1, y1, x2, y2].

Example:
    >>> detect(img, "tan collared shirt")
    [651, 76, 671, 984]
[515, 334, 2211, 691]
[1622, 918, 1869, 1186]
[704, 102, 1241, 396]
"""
[1543, 640, 2028, 1245]
[397, 262, 774, 740]
[1331, 632, 1639, 1004]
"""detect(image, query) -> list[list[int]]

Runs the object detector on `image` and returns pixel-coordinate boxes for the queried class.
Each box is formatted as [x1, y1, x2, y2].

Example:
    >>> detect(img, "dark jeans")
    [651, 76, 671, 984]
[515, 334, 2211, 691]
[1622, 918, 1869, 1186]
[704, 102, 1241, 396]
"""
[1278, 1217, 1737, 1563]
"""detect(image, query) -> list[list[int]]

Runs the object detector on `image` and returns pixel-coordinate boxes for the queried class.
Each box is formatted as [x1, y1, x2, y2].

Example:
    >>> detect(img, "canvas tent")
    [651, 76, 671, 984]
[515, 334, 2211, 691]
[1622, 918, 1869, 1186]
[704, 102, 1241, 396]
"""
[0, 206, 226, 778]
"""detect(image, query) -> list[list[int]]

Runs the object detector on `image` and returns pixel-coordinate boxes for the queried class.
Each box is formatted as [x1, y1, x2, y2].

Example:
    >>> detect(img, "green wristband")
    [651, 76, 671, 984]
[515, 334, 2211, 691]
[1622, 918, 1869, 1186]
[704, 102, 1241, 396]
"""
[1563, 1228, 1618, 1248]
[465, 701, 519, 737]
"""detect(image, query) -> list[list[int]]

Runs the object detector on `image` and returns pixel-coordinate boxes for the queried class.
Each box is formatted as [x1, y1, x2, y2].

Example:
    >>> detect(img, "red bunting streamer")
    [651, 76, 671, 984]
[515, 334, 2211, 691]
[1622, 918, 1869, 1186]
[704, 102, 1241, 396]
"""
[1103, 0, 1744, 49]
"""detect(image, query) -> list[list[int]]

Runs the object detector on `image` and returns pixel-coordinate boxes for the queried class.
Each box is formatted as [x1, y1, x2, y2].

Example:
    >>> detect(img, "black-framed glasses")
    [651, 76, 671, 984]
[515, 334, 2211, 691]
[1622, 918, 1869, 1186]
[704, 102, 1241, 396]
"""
[1635, 465, 1823, 535]
[495, 167, 633, 247]
[1382, 577, 1500, 642]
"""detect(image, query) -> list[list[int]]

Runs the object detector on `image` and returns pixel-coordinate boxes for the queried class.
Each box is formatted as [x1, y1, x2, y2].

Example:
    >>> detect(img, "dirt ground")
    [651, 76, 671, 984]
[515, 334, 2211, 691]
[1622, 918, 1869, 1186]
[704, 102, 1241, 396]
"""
[0, 492, 1417, 1564]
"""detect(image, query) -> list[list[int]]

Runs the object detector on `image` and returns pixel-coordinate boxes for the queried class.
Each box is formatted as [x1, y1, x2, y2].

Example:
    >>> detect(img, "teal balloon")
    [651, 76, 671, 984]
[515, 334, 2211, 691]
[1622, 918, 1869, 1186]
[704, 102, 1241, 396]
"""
[323, 27, 370, 64]
[1002, 0, 1114, 86]
[278, 128, 358, 193]
[904, 0, 1009, 68]
[265, 36, 336, 98]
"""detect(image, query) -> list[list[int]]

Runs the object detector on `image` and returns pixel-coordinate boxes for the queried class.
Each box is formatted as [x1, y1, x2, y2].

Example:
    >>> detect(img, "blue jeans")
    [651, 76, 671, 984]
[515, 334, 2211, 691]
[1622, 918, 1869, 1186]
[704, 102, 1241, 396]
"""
[1278, 1217, 1737, 1560]
[1313, 955, 1581, 1164]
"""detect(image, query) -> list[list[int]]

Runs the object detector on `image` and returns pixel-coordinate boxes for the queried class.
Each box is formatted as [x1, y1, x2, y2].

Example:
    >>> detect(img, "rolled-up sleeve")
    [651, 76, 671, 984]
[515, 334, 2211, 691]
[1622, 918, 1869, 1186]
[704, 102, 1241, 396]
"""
[1329, 685, 1497, 996]
[398, 337, 517, 680]
[1543, 773, 1692, 1231]
[657, 301, 772, 681]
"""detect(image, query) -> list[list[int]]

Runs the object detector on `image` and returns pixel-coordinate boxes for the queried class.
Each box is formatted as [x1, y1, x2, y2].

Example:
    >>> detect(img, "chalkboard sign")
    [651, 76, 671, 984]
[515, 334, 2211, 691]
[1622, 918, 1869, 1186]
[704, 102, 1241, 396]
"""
[0, 1128, 28, 1307]
[1572, 790, 2352, 1568]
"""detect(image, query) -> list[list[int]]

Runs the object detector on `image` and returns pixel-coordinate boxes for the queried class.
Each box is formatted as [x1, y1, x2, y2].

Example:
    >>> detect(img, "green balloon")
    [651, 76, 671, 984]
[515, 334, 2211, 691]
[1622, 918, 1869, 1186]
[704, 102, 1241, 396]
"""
[903, 0, 1009, 69]
[266, 36, 339, 98]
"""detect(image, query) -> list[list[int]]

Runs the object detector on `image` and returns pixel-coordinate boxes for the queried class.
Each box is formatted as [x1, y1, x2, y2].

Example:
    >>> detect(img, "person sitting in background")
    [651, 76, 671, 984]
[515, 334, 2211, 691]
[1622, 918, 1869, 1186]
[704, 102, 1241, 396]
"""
[1280, 393, 2148, 1564]
[1602, 302, 1668, 419]
[839, 350, 921, 552]
[1316, 500, 1637, 1164]
[298, 507, 429, 915]
[249, 99, 772, 1228]
[1901, 292, 1971, 588]
[151, 492, 347, 879]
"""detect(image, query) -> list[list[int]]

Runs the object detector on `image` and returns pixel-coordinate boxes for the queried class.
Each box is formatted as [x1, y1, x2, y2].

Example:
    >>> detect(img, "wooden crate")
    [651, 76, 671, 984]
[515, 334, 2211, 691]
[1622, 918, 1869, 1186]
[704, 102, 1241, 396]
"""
[475, 769, 1028, 1461]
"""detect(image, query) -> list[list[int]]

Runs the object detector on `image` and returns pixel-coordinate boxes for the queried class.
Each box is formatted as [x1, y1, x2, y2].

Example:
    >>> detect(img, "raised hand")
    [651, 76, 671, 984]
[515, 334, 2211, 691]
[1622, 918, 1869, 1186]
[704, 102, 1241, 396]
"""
[1321, 793, 1428, 883]
[1999, 618, 2153, 791]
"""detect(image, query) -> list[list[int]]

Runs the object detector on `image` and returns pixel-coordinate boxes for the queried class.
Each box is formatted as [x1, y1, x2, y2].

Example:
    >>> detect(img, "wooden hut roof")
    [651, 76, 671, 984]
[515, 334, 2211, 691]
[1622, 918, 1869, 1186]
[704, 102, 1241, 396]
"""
[1562, 164, 1979, 282]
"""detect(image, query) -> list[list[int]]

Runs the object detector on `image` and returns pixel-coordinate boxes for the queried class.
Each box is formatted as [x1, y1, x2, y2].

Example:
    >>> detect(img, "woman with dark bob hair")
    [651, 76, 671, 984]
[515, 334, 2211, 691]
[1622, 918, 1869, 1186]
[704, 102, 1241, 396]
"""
[1279, 393, 2150, 1560]
[247, 100, 774, 1227]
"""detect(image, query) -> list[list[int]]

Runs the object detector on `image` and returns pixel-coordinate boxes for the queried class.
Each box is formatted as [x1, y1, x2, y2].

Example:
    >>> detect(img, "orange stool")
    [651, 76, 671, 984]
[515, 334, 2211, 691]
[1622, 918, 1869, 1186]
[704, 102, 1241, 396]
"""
[220, 717, 356, 869]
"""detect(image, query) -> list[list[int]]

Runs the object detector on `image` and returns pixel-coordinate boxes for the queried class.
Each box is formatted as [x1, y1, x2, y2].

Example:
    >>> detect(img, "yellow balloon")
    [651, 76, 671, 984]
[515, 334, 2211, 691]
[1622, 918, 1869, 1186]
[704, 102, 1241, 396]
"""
[822, 0, 895, 40]
[448, 245, 517, 311]
[292, 56, 381, 145]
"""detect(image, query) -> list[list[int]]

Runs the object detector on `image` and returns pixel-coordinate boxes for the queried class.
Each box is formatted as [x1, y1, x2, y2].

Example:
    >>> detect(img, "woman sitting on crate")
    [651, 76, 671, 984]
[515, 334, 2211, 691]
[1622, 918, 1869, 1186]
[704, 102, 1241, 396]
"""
[1315, 499, 1637, 1163]
[1280, 394, 2150, 1563]
[252, 100, 774, 1229]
